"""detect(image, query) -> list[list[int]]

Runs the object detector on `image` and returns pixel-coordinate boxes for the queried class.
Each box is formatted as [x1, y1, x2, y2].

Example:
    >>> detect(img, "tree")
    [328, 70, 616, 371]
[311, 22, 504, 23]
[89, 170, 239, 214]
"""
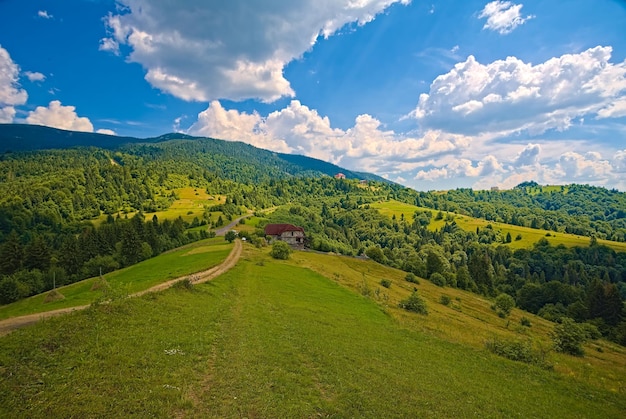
[399, 290, 428, 315]
[224, 230, 237, 243]
[365, 245, 384, 263]
[551, 317, 587, 356]
[270, 241, 291, 260]
[493, 293, 516, 318]
[0, 231, 24, 275]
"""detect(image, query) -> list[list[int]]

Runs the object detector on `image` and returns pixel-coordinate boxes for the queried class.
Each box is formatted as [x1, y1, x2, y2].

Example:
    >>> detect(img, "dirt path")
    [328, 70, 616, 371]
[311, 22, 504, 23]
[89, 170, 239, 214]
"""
[0, 239, 243, 337]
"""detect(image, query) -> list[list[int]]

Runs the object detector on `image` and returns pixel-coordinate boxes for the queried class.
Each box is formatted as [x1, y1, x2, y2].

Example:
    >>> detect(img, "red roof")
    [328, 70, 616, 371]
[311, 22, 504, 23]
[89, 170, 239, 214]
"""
[264, 223, 304, 235]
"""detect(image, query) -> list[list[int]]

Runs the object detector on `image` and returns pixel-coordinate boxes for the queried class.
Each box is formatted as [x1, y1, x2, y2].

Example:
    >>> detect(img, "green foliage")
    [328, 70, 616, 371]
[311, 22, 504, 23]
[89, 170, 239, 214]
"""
[270, 241, 291, 260]
[439, 294, 452, 306]
[551, 317, 588, 356]
[224, 230, 237, 243]
[520, 317, 532, 327]
[430, 272, 446, 287]
[485, 337, 552, 369]
[493, 293, 516, 318]
[365, 246, 385, 263]
[380, 278, 392, 288]
[399, 290, 428, 315]
[405, 272, 420, 284]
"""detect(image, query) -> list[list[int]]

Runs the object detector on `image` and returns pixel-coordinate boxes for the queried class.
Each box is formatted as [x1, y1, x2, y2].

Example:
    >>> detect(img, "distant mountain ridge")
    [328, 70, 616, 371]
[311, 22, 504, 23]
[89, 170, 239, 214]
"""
[0, 123, 388, 183]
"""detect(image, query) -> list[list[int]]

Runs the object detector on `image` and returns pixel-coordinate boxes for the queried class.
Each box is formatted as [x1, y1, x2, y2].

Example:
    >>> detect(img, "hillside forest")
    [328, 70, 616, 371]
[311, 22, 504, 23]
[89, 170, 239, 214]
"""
[0, 137, 625, 345]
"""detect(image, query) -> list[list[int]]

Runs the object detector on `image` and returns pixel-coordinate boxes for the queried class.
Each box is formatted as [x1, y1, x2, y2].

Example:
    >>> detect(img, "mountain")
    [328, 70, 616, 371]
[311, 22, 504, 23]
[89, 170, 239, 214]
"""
[0, 123, 388, 183]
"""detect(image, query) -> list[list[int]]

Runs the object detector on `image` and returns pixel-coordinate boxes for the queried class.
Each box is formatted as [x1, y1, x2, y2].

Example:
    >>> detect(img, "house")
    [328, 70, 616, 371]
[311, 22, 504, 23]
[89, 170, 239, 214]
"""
[264, 223, 305, 250]
[334, 173, 346, 179]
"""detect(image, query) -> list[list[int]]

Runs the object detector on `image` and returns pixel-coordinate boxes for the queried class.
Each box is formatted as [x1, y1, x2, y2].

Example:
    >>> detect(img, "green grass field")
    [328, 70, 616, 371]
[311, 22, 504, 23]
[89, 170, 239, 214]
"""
[92, 187, 229, 226]
[0, 244, 624, 417]
[0, 237, 232, 320]
[370, 200, 626, 252]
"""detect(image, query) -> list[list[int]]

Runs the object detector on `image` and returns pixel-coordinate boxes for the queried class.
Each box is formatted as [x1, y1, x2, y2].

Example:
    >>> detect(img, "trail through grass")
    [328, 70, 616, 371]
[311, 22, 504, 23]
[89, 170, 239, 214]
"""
[1, 244, 624, 417]
[0, 237, 232, 320]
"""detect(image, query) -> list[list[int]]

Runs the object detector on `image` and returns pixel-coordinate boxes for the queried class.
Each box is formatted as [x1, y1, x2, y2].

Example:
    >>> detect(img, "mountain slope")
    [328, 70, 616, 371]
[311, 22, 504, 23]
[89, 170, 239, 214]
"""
[0, 123, 388, 183]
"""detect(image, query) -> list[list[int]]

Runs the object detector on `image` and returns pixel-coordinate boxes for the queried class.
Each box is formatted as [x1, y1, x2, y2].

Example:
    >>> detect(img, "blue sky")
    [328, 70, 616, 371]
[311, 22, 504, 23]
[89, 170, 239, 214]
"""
[1, 0, 625, 191]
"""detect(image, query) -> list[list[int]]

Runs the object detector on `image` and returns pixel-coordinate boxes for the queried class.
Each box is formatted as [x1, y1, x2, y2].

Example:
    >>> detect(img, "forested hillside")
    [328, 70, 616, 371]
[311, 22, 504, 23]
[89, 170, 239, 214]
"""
[407, 181, 626, 241]
[0, 126, 625, 345]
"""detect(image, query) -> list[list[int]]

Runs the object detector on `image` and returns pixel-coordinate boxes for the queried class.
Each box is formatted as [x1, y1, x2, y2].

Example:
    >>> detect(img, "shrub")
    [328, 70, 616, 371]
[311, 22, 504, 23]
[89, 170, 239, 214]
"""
[485, 337, 552, 369]
[430, 272, 446, 287]
[551, 317, 587, 356]
[492, 293, 516, 318]
[405, 273, 420, 284]
[520, 317, 532, 327]
[515, 234, 522, 241]
[581, 322, 601, 340]
[399, 291, 428, 315]
[439, 295, 451, 306]
[270, 241, 291, 260]
[380, 279, 392, 288]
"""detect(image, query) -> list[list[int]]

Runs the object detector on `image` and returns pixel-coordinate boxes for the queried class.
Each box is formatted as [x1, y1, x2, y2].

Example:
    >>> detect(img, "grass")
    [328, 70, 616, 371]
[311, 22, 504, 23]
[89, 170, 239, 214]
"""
[0, 237, 232, 320]
[0, 244, 625, 417]
[92, 187, 228, 226]
[370, 200, 626, 252]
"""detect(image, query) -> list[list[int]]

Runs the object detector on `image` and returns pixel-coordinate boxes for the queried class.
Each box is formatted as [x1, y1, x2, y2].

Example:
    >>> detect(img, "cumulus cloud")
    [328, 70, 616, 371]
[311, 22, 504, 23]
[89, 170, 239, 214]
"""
[412, 46, 626, 138]
[26, 100, 94, 132]
[478, 1, 534, 34]
[513, 143, 541, 167]
[96, 128, 117, 135]
[99, 38, 120, 56]
[556, 151, 613, 180]
[101, 0, 410, 102]
[188, 100, 472, 173]
[24, 71, 46, 82]
[0, 46, 28, 123]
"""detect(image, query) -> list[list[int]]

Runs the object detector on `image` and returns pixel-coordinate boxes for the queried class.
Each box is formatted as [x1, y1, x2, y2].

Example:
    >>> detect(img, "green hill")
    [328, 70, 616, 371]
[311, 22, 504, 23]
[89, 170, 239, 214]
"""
[0, 244, 624, 417]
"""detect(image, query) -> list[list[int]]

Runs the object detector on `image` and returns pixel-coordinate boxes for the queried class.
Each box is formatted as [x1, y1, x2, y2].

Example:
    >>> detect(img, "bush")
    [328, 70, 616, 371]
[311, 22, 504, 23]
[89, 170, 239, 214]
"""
[399, 291, 428, 315]
[485, 337, 552, 369]
[429, 272, 446, 287]
[270, 241, 291, 260]
[551, 317, 587, 356]
[520, 317, 532, 327]
[405, 273, 420, 284]
[380, 279, 392, 288]
[492, 293, 515, 318]
[439, 295, 451, 306]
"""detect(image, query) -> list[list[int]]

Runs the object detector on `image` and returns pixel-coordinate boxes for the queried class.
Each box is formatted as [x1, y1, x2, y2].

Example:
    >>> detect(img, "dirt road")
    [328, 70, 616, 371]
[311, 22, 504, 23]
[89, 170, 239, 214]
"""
[0, 239, 243, 337]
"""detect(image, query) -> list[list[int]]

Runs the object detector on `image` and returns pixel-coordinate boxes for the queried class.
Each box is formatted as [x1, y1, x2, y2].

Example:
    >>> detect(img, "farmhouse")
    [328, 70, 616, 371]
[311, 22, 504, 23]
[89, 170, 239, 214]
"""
[264, 223, 305, 250]
[334, 173, 346, 179]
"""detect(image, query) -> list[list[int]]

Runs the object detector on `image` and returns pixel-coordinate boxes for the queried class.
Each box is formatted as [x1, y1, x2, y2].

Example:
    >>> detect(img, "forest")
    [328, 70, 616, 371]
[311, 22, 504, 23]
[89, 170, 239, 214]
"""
[0, 135, 625, 345]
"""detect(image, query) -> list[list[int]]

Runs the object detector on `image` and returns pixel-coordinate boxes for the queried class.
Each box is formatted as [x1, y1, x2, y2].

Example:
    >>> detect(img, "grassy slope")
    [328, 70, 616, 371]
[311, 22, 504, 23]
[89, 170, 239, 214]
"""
[371, 200, 626, 252]
[0, 237, 232, 320]
[0, 245, 624, 418]
[92, 187, 229, 226]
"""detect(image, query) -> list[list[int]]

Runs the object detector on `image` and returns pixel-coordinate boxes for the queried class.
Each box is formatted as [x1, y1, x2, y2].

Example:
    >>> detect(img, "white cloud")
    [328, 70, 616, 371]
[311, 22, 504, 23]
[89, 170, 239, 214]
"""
[38, 11, 53, 19]
[102, 0, 410, 102]
[614, 150, 626, 173]
[412, 46, 626, 138]
[513, 143, 541, 167]
[0, 46, 28, 123]
[99, 38, 120, 56]
[478, 1, 534, 34]
[26, 100, 94, 132]
[24, 71, 46, 82]
[96, 128, 117, 135]
[188, 100, 473, 178]
[556, 151, 613, 180]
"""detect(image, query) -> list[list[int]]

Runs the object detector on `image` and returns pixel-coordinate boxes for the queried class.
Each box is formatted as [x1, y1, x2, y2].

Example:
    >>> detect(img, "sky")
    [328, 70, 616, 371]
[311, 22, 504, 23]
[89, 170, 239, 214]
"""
[1, 1, 625, 191]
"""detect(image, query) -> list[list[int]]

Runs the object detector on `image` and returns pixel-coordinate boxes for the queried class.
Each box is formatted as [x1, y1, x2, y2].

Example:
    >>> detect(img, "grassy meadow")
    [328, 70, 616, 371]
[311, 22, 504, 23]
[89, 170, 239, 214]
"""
[93, 187, 229, 226]
[370, 199, 626, 252]
[0, 237, 232, 320]
[0, 243, 625, 417]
